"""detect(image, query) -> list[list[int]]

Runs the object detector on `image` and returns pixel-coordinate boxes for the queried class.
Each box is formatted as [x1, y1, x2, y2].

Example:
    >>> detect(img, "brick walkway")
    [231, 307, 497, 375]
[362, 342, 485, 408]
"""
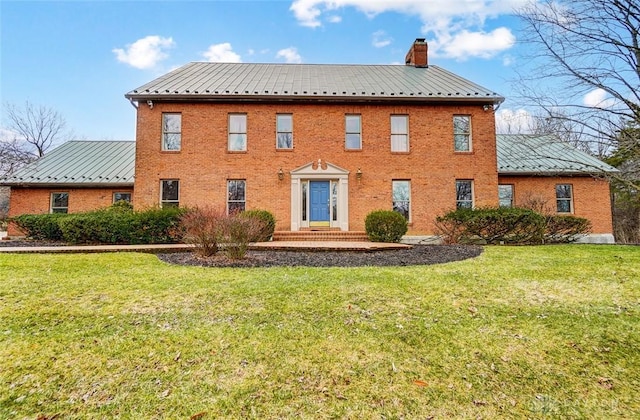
[0, 241, 410, 254]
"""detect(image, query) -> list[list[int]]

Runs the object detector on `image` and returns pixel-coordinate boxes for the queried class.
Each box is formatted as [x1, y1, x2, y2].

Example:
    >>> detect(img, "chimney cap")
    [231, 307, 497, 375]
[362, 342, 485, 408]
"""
[415, 38, 426, 43]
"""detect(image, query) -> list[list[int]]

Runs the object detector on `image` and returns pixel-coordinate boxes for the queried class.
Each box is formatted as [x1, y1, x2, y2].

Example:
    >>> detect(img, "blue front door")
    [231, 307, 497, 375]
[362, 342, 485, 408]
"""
[310, 181, 330, 225]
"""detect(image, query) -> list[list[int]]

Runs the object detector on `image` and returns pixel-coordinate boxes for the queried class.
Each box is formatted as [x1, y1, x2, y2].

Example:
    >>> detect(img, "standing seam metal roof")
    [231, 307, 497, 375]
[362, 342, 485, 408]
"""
[497, 134, 617, 174]
[125, 62, 504, 103]
[0, 141, 135, 186]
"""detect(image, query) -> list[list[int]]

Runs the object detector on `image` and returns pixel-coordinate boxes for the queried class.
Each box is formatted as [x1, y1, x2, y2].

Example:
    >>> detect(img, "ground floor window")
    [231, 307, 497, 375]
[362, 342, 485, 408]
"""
[51, 192, 69, 213]
[556, 184, 573, 213]
[392, 180, 411, 220]
[228, 180, 246, 214]
[161, 180, 179, 208]
[113, 192, 132, 204]
[498, 184, 514, 208]
[456, 180, 474, 209]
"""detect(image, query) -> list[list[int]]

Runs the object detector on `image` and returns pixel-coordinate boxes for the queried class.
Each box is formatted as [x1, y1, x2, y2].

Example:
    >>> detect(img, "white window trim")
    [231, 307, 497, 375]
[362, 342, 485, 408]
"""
[160, 179, 180, 208]
[50, 192, 69, 214]
[228, 113, 247, 151]
[345, 114, 362, 150]
[392, 180, 411, 221]
[161, 113, 181, 151]
[453, 115, 472, 152]
[391, 115, 409, 152]
[456, 180, 474, 209]
[276, 114, 293, 149]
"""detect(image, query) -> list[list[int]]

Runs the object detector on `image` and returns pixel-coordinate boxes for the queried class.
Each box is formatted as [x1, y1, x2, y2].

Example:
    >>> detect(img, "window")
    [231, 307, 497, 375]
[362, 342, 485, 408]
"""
[498, 185, 514, 208]
[51, 192, 69, 214]
[228, 114, 247, 151]
[161, 180, 179, 208]
[556, 184, 573, 213]
[162, 113, 181, 151]
[453, 115, 471, 152]
[113, 192, 132, 203]
[228, 180, 246, 214]
[456, 180, 474, 209]
[392, 180, 410, 220]
[276, 114, 293, 149]
[345, 115, 361, 150]
[391, 115, 409, 152]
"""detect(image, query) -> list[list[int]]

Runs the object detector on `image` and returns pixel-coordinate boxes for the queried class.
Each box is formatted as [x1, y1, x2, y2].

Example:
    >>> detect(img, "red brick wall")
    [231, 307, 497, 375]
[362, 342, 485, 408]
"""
[498, 175, 613, 234]
[7, 187, 133, 236]
[134, 101, 499, 234]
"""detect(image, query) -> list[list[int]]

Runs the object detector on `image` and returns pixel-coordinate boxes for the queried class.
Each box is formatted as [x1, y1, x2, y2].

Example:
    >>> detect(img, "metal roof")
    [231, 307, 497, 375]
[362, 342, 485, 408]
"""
[497, 134, 617, 175]
[0, 141, 135, 187]
[125, 62, 504, 104]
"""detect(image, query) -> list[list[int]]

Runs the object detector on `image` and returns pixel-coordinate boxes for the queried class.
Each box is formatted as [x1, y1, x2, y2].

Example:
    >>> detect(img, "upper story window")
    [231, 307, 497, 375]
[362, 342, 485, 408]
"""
[227, 180, 246, 214]
[276, 114, 293, 149]
[456, 180, 474, 209]
[345, 115, 361, 150]
[556, 184, 573, 213]
[453, 115, 471, 152]
[51, 192, 69, 214]
[161, 179, 179, 208]
[391, 115, 409, 152]
[228, 114, 247, 151]
[498, 184, 514, 208]
[392, 180, 411, 221]
[162, 113, 182, 151]
[113, 192, 132, 204]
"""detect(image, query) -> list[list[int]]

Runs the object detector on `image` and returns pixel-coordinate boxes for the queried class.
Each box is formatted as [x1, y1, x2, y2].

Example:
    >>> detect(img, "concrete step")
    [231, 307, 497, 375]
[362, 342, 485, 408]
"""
[273, 231, 369, 242]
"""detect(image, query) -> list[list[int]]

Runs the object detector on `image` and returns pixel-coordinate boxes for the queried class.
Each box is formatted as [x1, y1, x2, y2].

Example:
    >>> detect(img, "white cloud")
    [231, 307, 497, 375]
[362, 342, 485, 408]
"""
[495, 108, 535, 134]
[583, 88, 616, 109]
[327, 15, 342, 23]
[113, 35, 175, 69]
[276, 47, 303, 63]
[290, 0, 525, 58]
[202, 43, 242, 62]
[433, 27, 515, 60]
[372, 30, 392, 48]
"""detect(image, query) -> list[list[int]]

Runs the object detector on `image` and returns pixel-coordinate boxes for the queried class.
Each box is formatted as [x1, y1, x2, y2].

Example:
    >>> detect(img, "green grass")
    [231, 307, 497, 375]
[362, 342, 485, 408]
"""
[1, 245, 639, 419]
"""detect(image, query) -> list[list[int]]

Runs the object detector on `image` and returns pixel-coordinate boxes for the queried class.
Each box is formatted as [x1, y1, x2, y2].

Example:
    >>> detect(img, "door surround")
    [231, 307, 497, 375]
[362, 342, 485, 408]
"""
[290, 160, 350, 231]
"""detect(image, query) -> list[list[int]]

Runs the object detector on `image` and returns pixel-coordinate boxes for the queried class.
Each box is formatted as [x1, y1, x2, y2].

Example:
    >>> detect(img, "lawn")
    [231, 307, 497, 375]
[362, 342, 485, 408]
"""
[1, 245, 639, 419]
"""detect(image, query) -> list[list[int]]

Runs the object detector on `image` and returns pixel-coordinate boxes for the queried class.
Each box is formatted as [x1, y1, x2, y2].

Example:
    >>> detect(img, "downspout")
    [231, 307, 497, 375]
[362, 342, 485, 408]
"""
[128, 98, 138, 109]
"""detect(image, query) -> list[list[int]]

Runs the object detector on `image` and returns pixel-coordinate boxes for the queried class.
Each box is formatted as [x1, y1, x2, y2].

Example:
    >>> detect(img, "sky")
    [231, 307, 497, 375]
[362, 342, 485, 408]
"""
[1, 0, 564, 144]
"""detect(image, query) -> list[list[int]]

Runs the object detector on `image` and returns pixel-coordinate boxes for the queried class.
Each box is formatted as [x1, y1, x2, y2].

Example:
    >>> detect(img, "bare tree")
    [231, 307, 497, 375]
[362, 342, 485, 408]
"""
[512, 0, 640, 189]
[514, 0, 639, 156]
[1, 101, 70, 176]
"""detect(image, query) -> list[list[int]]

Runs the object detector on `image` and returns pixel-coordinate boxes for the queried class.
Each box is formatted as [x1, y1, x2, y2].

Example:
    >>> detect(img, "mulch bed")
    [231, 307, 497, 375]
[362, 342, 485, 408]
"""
[0, 239, 482, 268]
[157, 245, 483, 268]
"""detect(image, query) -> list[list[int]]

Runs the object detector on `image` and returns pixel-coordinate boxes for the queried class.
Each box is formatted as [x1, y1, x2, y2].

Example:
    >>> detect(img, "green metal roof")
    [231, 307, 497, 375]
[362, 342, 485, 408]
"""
[0, 141, 135, 187]
[126, 62, 504, 104]
[497, 134, 617, 175]
[1, 135, 615, 189]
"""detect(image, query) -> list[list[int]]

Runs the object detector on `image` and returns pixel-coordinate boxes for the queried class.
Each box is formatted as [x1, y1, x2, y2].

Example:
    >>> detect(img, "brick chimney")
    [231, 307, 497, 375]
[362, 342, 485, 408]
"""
[405, 38, 428, 67]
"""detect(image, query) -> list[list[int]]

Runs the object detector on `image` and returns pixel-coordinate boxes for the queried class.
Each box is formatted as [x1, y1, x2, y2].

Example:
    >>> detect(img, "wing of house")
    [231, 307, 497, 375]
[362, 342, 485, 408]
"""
[1, 141, 134, 220]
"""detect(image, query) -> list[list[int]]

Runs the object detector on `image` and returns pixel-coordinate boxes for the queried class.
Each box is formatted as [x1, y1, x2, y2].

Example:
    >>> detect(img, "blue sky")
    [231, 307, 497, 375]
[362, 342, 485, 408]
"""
[2, 0, 537, 143]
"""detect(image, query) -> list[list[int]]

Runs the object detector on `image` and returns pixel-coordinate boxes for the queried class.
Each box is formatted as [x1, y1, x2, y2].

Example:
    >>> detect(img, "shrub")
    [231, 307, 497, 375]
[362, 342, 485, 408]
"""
[365, 210, 408, 243]
[180, 207, 226, 257]
[435, 207, 546, 245]
[240, 209, 276, 242]
[222, 214, 264, 259]
[10, 213, 68, 240]
[545, 215, 591, 243]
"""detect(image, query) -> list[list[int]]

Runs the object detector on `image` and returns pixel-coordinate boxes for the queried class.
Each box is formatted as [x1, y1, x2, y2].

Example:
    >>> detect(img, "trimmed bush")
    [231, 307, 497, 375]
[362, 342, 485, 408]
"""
[435, 207, 591, 245]
[11, 213, 68, 240]
[436, 207, 546, 244]
[12, 205, 184, 244]
[365, 210, 408, 243]
[240, 209, 276, 242]
[545, 215, 591, 243]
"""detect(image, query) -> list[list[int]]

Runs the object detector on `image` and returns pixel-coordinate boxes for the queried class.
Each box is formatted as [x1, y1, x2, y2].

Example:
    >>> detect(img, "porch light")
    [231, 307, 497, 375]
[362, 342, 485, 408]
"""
[278, 168, 285, 180]
[356, 168, 362, 180]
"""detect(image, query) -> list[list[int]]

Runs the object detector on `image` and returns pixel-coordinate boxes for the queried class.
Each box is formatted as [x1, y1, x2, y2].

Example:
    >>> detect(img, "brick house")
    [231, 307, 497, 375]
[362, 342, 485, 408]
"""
[1, 39, 617, 242]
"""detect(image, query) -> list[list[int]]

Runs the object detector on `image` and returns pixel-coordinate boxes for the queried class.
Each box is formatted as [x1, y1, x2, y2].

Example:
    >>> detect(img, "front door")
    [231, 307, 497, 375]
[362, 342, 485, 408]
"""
[310, 181, 330, 226]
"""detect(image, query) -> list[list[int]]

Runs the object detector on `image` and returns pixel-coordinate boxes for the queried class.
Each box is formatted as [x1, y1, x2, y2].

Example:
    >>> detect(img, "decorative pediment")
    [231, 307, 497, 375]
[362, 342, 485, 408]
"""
[290, 159, 350, 176]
